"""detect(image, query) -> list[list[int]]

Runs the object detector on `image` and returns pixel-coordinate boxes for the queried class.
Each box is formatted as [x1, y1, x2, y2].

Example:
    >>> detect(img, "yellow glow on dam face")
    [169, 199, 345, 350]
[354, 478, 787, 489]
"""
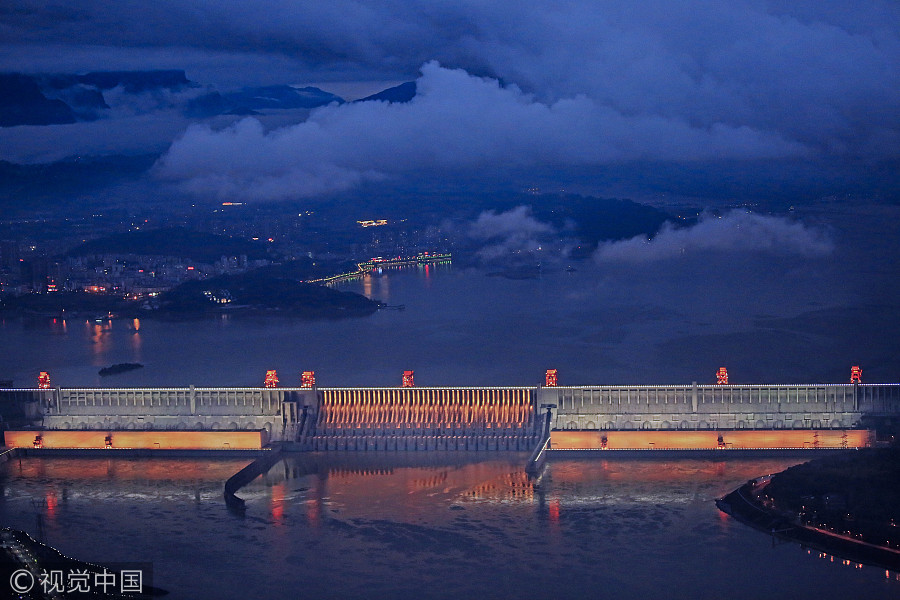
[4, 430, 267, 450]
[549, 429, 872, 450]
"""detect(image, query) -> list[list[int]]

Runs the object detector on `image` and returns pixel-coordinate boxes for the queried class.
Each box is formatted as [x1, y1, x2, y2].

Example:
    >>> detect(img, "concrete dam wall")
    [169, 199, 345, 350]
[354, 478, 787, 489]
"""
[539, 383, 900, 431]
[3, 382, 898, 449]
[1, 385, 542, 448]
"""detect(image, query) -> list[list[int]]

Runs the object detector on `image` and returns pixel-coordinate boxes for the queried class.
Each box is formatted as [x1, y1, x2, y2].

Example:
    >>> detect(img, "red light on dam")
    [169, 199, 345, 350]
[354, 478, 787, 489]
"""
[301, 371, 316, 388]
[264, 370, 279, 388]
[545, 369, 558, 387]
[716, 367, 728, 385]
[402, 371, 415, 388]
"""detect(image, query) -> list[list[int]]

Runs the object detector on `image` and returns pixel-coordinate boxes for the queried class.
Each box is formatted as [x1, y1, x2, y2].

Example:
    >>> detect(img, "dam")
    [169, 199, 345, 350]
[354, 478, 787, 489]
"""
[2, 369, 899, 451]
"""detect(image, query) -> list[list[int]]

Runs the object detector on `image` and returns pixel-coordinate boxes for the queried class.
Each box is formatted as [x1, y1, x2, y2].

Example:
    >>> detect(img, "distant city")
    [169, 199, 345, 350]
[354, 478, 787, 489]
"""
[0, 200, 452, 309]
[0, 187, 674, 317]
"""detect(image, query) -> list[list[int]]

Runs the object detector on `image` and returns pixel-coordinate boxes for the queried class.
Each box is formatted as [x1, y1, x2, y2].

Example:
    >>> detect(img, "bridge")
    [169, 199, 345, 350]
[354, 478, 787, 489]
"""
[2, 373, 898, 451]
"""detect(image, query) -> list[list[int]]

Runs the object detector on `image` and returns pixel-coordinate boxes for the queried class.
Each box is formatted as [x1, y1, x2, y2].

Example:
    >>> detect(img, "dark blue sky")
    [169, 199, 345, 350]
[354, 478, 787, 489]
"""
[1, 0, 899, 203]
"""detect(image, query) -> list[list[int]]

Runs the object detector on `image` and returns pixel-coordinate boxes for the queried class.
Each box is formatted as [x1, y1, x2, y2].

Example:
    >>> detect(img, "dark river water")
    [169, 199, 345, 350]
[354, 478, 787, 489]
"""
[0, 454, 898, 600]
[2, 202, 899, 389]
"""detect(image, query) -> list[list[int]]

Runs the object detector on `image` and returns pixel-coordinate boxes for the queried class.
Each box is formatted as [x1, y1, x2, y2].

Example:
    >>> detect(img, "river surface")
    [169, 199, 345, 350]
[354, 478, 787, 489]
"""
[0, 454, 898, 599]
[2, 203, 900, 389]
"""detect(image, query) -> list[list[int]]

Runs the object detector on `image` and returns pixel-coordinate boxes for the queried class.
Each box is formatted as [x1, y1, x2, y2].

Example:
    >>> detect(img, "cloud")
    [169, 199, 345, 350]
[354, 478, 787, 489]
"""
[593, 210, 834, 262]
[156, 62, 804, 200]
[0, 111, 196, 163]
[468, 206, 555, 261]
[2, 0, 899, 197]
[469, 205, 553, 240]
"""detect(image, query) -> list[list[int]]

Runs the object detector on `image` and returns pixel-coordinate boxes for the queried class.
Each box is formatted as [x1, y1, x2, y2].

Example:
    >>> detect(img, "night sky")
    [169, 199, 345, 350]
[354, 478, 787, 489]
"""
[1, 0, 898, 203]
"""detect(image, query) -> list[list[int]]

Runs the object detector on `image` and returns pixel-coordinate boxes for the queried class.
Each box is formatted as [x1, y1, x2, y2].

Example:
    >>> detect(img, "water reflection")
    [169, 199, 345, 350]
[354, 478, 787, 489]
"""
[87, 319, 111, 358]
[48, 318, 67, 336]
[1, 455, 897, 600]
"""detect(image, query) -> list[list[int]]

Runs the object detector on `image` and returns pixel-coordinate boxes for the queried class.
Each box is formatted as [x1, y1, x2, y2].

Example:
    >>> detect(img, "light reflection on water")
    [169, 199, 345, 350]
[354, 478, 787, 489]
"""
[1, 454, 897, 600]
[5, 238, 895, 389]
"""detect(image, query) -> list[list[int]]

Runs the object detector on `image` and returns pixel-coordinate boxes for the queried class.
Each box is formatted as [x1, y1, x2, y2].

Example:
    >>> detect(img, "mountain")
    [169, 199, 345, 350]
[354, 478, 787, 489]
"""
[74, 70, 190, 93]
[187, 85, 343, 117]
[2, 69, 344, 124]
[66, 227, 270, 263]
[0, 73, 77, 127]
[356, 82, 417, 103]
[0, 155, 159, 209]
[0, 70, 194, 127]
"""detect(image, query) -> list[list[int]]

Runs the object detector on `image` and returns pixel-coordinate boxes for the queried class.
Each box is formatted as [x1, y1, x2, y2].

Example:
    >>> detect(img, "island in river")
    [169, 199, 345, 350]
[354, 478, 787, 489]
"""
[99, 362, 144, 376]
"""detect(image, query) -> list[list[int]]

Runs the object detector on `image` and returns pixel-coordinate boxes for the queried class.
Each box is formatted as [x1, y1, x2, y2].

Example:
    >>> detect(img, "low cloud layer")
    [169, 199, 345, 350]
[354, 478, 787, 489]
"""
[594, 211, 833, 262]
[468, 206, 554, 262]
[156, 62, 803, 200]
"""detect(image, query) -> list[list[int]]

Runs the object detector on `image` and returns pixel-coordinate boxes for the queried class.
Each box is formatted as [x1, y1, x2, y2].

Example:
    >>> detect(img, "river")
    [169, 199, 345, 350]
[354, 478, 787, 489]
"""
[0, 454, 897, 599]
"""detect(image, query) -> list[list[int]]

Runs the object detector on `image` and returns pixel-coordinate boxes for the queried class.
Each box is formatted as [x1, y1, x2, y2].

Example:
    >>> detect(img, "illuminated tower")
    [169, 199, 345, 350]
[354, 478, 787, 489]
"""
[545, 369, 558, 387]
[402, 370, 415, 388]
[301, 371, 316, 388]
[264, 370, 279, 388]
[716, 367, 728, 385]
[850, 366, 862, 384]
[38, 371, 51, 389]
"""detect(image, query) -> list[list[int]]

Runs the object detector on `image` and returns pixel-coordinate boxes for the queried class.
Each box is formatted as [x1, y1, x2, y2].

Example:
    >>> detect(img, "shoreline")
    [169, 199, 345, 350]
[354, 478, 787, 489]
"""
[718, 458, 900, 571]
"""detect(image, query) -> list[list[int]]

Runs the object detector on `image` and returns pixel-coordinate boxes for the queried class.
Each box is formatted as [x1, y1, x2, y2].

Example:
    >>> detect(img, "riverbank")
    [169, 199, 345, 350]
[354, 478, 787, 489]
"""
[0, 526, 167, 597]
[718, 448, 900, 570]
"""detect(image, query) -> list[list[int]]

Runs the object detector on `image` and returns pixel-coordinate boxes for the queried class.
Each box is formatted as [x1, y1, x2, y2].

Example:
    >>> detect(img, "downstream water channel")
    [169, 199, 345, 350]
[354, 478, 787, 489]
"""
[0, 454, 898, 599]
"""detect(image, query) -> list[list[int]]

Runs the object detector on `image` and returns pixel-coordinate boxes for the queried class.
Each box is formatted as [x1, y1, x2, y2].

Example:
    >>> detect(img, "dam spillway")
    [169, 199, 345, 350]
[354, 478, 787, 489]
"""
[311, 387, 538, 450]
[2, 381, 898, 451]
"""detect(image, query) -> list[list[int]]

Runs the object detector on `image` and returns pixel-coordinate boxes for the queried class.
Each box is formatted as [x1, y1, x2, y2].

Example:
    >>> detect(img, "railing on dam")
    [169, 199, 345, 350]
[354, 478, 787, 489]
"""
[541, 383, 900, 430]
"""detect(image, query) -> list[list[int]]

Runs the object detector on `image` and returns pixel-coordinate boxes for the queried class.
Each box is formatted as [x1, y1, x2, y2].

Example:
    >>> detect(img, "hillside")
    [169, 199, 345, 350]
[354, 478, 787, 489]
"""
[66, 227, 270, 263]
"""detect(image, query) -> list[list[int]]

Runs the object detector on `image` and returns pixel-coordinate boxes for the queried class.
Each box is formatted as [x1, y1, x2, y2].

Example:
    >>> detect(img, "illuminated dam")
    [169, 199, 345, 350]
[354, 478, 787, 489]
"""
[2, 376, 899, 451]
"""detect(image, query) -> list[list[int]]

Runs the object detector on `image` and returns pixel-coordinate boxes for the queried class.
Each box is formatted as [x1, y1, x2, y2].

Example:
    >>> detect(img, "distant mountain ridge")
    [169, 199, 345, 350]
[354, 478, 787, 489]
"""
[66, 227, 270, 263]
[187, 85, 344, 117]
[0, 70, 192, 127]
[0, 73, 77, 126]
[356, 81, 416, 103]
[1, 70, 413, 127]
